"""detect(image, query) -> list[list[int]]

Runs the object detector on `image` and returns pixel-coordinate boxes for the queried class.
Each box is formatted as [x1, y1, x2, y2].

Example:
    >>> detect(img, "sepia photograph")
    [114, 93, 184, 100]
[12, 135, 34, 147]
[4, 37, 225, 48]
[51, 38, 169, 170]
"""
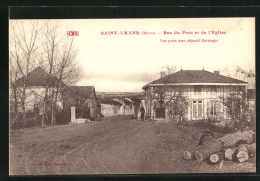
[9, 18, 256, 175]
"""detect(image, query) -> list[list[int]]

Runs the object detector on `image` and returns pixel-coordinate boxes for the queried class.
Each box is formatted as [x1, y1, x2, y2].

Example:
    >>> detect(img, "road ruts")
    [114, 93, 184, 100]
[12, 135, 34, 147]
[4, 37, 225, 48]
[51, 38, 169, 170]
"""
[14, 117, 142, 175]
[10, 117, 167, 175]
[78, 123, 147, 174]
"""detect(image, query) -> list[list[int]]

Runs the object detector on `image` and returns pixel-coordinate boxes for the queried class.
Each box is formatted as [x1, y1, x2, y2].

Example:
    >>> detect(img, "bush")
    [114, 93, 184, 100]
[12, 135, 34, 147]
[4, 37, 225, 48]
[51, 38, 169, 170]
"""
[56, 108, 71, 125]
[10, 112, 41, 130]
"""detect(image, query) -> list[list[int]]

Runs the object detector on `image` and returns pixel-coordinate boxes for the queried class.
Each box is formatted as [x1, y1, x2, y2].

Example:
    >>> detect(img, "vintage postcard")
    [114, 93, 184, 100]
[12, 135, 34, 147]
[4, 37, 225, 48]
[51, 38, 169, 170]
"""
[9, 18, 255, 175]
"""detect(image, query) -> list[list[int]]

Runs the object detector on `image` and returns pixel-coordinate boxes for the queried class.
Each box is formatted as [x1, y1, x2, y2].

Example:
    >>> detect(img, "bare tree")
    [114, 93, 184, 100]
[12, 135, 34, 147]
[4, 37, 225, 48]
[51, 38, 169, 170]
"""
[148, 85, 188, 122]
[235, 66, 255, 89]
[51, 37, 79, 125]
[161, 65, 178, 75]
[164, 87, 188, 122]
[10, 20, 41, 127]
[40, 22, 60, 126]
[40, 21, 79, 125]
[9, 57, 21, 127]
[142, 65, 179, 84]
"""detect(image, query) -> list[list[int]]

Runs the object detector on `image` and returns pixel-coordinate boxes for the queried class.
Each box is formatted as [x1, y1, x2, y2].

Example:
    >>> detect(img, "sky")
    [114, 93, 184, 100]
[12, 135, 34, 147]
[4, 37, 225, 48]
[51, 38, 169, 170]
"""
[10, 18, 255, 92]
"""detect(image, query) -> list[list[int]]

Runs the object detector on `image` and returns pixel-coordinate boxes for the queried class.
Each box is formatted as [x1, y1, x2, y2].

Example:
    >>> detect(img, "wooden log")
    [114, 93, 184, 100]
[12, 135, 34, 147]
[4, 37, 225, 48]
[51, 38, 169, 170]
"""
[195, 140, 223, 162]
[224, 147, 237, 161]
[194, 130, 255, 162]
[183, 147, 197, 160]
[209, 152, 224, 164]
[218, 130, 255, 148]
[237, 143, 256, 158]
[209, 154, 220, 164]
[247, 143, 256, 157]
[198, 131, 214, 145]
[237, 144, 249, 163]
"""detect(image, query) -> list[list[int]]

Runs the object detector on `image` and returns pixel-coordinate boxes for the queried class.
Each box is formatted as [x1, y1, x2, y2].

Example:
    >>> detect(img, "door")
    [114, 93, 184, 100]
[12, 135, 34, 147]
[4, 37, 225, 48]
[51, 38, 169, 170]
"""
[192, 100, 203, 120]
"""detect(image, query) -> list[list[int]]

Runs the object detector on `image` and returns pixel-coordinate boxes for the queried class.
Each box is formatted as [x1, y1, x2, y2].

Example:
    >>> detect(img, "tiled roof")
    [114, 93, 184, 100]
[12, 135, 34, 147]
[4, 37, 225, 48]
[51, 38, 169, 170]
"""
[15, 66, 62, 87]
[143, 70, 247, 88]
[98, 98, 122, 105]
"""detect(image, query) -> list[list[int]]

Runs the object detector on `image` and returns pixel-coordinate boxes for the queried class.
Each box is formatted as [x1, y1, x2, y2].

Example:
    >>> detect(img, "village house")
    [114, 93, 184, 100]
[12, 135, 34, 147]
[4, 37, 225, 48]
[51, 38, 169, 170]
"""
[62, 86, 99, 122]
[12, 66, 99, 123]
[123, 98, 135, 115]
[97, 92, 140, 117]
[142, 69, 248, 122]
[98, 98, 123, 117]
[14, 66, 63, 113]
[98, 98, 135, 117]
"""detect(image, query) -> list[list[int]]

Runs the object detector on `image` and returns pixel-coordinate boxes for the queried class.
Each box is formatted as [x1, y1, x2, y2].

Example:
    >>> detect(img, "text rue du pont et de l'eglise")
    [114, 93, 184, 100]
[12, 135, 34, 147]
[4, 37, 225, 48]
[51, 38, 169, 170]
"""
[100, 30, 226, 43]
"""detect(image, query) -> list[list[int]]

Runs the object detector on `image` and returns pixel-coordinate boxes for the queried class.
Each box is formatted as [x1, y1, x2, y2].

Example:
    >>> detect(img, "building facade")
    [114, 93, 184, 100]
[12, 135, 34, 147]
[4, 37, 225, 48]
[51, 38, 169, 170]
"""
[12, 66, 99, 122]
[142, 70, 248, 121]
[62, 86, 99, 120]
[13, 66, 63, 113]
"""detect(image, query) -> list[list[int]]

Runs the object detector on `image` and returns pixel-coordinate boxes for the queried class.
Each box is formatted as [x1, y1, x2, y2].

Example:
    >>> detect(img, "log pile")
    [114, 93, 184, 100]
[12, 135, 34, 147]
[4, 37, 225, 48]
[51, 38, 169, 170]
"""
[183, 130, 256, 164]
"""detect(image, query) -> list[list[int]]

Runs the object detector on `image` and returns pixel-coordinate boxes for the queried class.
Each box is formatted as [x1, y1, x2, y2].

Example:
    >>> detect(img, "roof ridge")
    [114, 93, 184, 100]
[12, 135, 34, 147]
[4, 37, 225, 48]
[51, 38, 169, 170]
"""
[15, 66, 63, 87]
[143, 69, 248, 89]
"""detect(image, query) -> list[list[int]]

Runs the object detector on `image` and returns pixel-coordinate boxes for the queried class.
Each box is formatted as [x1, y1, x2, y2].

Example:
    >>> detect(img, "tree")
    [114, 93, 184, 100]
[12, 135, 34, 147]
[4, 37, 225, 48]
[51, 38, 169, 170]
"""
[217, 66, 255, 131]
[9, 20, 41, 127]
[9, 20, 80, 127]
[161, 65, 178, 75]
[221, 87, 249, 131]
[9, 57, 21, 127]
[143, 65, 185, 120]
[235, 66, 255, 89]
[40, 21, 79, 125]
[149, 85, 188, 121]
[142, 65, 179, 83]
[51, 37, 79, 125]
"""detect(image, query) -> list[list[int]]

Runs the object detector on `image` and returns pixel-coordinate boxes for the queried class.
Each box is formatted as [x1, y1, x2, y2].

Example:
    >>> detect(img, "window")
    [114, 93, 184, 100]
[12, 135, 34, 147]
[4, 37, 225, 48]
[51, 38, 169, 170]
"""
[210, 101, 218, 116]
[192, 100, 203, 119]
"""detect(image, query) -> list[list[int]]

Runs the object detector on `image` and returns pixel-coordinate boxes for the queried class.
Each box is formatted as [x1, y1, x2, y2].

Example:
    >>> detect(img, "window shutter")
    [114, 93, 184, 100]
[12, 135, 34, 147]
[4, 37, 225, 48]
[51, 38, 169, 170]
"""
[215, 101, 221, 115]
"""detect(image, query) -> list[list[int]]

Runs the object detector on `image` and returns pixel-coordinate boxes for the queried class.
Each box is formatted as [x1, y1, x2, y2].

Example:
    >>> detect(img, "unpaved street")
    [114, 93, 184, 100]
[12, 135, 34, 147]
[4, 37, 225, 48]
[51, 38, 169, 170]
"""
[10, 116, 256, 175]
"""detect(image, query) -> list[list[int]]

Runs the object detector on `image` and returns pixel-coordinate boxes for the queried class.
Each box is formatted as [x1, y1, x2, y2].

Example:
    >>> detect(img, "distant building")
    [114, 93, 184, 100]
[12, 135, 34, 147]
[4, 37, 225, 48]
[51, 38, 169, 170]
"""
[62, 86, 99, 121]
[97, 92, 141, 117]
[99, 98, 123, 117]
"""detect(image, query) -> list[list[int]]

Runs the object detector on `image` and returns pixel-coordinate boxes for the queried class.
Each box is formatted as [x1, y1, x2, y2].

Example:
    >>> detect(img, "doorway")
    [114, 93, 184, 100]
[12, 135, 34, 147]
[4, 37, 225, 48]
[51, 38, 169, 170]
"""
[192, 100, 203, 120]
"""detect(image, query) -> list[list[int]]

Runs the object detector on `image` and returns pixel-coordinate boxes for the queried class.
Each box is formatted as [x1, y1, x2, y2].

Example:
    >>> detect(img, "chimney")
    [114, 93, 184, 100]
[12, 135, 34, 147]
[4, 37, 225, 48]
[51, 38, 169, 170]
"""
[214, 70, 220, 75]
[160, 71, 166, 78]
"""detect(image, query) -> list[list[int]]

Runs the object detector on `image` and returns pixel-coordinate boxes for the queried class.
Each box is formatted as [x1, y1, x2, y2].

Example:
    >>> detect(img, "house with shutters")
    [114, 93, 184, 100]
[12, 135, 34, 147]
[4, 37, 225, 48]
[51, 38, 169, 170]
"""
[142, 69, 248, 121]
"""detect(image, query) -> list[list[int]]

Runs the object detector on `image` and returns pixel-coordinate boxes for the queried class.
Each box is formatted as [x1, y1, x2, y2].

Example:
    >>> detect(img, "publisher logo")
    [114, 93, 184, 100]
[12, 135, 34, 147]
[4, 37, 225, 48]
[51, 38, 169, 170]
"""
[67, 31, 79, 36]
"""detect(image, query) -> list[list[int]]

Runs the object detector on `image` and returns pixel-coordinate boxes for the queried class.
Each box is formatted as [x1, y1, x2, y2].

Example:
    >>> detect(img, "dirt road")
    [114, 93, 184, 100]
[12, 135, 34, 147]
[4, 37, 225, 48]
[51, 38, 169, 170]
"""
[9, 116, 256, 175]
